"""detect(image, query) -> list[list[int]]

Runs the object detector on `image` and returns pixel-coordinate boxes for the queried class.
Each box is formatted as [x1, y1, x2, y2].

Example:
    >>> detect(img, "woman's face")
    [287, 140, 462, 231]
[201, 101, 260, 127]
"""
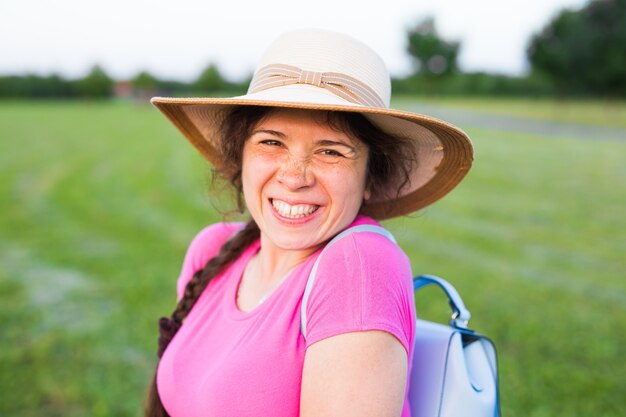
[241, 108, 370, 254]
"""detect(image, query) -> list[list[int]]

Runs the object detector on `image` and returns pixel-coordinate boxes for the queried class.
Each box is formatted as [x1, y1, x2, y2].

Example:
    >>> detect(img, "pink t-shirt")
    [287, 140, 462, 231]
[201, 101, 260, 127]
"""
[157, 215, 416, 417]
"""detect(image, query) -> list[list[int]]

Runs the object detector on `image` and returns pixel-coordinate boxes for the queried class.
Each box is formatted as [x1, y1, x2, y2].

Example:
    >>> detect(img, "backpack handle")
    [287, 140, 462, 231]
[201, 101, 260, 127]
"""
[413, 274, 472, 329]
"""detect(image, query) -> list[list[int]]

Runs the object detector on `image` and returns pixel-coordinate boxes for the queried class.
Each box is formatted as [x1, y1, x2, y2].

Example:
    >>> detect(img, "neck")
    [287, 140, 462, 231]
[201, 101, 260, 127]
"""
[255, 233, 321, 285]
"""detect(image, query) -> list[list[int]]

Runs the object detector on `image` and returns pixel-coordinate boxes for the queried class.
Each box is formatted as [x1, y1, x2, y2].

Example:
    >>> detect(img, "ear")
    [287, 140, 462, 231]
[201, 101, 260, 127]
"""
[363, 186, 371, 201]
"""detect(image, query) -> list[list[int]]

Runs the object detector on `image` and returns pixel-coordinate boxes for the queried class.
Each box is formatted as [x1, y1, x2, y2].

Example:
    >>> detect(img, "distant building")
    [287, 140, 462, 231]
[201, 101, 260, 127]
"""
[113, 81, 133, 100]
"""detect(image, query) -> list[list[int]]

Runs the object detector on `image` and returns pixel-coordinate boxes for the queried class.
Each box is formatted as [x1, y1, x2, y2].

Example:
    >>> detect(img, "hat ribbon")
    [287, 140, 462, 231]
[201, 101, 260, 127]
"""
[248, 64, 385, 108]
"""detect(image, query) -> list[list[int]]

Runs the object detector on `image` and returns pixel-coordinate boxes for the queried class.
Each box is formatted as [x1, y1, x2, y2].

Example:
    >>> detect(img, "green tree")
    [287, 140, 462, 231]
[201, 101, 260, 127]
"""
[76, 65, 113, 98]
[194, 63, 226, 93]
[406, 18, 460, 77]
[132, 71, 158, 92]
[527, 0, 626, 96]
[0, 74, 78, 98]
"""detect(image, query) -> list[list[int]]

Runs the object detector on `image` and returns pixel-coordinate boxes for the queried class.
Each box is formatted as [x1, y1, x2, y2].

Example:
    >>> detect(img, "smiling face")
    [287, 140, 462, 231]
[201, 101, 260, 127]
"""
[241, 108, 370, 256]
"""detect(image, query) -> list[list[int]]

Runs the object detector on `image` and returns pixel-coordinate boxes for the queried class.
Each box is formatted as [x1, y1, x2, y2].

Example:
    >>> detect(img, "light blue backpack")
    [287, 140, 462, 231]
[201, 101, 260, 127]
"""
[301, 225, 500, 417]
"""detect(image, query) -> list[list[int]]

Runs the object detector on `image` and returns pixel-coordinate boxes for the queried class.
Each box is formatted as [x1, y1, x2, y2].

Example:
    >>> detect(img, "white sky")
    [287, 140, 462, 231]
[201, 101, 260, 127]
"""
[0, 0, 588, 81]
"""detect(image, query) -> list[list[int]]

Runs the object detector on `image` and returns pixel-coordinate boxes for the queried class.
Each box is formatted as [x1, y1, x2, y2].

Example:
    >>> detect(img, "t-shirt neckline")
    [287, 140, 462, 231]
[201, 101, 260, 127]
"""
[227, 239, 314, 320]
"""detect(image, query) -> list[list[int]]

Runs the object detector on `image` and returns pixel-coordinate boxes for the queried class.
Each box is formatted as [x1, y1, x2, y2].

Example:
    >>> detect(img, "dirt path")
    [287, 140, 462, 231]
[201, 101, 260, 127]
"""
[398, 102, 626, 141]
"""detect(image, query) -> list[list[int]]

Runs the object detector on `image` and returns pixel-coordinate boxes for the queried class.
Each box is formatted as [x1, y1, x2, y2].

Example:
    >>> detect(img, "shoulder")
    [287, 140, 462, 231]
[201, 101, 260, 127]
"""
[176, 222, 244, 299]
[314, 227, 413, 303]
[186, 222, 244, 258]
[303, 219, 415, 352]
[318, 221, 411, 280]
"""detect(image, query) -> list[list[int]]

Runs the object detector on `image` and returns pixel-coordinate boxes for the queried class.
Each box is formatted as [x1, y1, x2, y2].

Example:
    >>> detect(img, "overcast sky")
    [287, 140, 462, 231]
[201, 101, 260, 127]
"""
[1, 0, 588, 81]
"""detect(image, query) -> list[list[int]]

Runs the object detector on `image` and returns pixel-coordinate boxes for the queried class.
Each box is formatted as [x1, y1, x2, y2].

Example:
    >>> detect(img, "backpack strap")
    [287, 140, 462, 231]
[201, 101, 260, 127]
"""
[300, 225, 397, 339]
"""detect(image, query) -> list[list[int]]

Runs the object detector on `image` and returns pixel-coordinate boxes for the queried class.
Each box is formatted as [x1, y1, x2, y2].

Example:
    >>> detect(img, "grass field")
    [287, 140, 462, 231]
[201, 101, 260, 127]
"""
[393, 96, 626, 129]
[1, 99, 624, 417]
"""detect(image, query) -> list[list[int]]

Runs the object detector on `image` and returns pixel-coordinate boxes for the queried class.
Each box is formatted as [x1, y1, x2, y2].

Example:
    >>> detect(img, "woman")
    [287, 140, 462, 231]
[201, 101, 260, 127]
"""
[146, 29, 473, 417]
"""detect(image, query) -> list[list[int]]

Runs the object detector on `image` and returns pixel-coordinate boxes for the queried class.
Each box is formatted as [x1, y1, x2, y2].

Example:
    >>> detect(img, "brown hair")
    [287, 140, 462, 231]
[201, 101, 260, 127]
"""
[144, 106, 416, 416]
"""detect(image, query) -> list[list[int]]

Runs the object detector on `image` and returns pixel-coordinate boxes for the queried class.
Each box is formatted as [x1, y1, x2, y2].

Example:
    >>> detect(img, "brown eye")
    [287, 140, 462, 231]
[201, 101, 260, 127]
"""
[320, 149, 344, 157]
[260, 140, 283, 147]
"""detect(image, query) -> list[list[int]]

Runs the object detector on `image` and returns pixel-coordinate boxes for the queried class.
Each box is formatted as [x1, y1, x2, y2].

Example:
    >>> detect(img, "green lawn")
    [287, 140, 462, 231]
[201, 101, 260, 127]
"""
[393, 96, 626, 129]
[1, 100, 624, 417]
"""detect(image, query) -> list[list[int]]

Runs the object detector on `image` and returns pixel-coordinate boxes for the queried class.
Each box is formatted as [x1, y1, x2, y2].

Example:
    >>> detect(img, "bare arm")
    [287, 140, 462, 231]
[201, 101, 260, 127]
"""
[300, 330, 408, 417]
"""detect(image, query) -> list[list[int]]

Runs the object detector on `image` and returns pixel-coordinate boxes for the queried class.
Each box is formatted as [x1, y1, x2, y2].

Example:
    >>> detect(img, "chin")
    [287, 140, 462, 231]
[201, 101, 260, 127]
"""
[268, 234, 320, 252]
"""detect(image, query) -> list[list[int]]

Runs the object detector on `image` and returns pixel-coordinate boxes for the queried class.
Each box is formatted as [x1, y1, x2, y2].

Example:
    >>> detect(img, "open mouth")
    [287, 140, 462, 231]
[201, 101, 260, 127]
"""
[270, 198, 320, 219]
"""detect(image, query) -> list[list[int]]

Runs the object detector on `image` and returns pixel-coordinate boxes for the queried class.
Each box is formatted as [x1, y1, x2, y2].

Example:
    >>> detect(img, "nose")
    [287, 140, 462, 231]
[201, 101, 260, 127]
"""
[276, 155, 315, 190]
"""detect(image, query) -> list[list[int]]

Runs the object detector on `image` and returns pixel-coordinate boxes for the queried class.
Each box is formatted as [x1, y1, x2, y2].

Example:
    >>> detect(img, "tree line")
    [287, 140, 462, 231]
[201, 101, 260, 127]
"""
[0, 64, 249, 99]
[2, 0, 624, 99]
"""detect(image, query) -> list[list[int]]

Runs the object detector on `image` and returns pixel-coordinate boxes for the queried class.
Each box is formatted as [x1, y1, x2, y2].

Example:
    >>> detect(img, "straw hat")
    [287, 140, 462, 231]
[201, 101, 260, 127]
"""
[151, 29, 473, 220]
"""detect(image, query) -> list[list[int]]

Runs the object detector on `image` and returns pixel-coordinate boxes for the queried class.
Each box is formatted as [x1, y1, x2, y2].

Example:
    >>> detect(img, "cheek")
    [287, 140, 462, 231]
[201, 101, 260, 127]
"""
[241, 159, 260, 198]
[241, 149, 258, 202]
[320, 163, 369, 204]
[241, 153, 278, 198]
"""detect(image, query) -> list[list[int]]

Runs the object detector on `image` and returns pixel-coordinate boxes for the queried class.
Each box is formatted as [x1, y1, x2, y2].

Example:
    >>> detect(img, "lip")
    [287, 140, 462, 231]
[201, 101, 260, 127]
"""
[268, 198, 322, 225]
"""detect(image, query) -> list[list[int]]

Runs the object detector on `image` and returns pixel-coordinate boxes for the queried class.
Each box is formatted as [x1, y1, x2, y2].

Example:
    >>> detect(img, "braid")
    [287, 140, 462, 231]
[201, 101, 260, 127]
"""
[145, 220, 260, 416]
[157, 220, 260, 356]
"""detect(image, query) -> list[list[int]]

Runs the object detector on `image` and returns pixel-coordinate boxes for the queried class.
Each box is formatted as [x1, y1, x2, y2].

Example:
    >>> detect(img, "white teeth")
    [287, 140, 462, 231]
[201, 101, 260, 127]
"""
[271, 199, 319, 219]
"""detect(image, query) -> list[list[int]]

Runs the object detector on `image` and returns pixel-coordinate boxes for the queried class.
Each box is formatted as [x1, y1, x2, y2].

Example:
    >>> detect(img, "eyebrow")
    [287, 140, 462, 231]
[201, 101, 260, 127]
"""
[251, 129, 286, 139]
[251, 130, 357, 152]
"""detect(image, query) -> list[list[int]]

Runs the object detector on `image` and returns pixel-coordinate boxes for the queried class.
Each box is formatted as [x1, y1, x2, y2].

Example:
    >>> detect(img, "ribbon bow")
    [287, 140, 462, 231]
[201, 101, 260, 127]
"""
[248, 64, 385, 108]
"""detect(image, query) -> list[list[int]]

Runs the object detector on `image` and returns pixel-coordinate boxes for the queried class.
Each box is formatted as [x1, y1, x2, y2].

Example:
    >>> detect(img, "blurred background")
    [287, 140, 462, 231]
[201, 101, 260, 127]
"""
[0, 0, 624, 416]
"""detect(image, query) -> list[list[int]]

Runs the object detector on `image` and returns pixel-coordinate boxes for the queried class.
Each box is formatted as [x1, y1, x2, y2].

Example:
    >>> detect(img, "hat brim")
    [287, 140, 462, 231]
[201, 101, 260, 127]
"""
[151, 89, 473, 220]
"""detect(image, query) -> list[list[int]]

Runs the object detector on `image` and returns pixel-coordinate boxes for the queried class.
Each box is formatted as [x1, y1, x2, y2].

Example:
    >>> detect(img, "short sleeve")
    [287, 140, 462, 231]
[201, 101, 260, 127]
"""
[304, 231, 416, 355]
[176, 222, 243, 300]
